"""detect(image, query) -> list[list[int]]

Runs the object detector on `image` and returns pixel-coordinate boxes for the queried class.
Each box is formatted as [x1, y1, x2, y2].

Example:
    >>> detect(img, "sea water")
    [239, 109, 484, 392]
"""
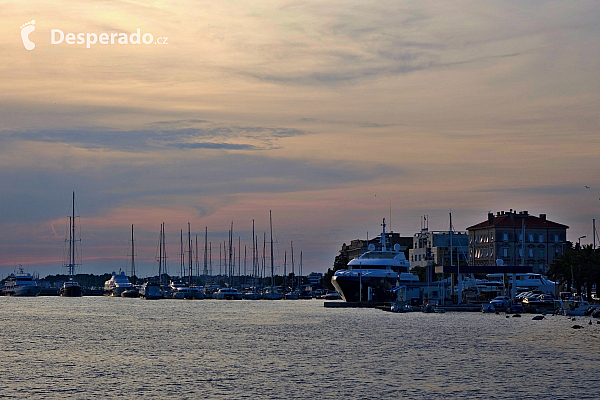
[0, 297, 598, 399]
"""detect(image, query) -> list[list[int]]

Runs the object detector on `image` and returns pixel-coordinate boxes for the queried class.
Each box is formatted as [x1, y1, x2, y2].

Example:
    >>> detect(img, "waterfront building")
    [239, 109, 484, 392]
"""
[466, 210, 568, 273]
[307, 272, 323, 286]
[409, 229, 469, 270]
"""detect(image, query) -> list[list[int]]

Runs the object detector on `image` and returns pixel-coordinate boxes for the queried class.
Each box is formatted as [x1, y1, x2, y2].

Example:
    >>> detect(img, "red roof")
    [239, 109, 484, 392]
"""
[467, 213, 569, 230]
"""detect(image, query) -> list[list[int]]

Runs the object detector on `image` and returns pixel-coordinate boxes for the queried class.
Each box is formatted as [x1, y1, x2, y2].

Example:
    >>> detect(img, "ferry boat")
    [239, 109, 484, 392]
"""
[332, 219, 420, 302]
[3, 266, 41, 296]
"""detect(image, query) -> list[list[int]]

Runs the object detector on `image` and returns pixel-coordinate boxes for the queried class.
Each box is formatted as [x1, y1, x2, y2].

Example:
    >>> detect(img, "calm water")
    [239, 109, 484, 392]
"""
[1, 297, 598, 399]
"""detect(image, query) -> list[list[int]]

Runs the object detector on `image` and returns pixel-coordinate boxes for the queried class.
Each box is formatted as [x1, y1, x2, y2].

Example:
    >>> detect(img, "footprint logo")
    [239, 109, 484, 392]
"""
[20, 20, 36, 50]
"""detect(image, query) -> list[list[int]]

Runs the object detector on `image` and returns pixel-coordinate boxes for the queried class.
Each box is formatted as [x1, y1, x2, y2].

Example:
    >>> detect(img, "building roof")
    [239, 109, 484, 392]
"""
[467, 211, 569, 230]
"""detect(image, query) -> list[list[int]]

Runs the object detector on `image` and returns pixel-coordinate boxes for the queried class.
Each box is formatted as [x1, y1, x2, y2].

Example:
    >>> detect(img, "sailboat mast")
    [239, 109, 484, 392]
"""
[71, 191, 75, 279]
[204, 227, 208, 276]
[270, 210, 274, 289]
[180, 230, 184, 279]
[131, 224, 135, 279]
[252, 220, 255, 290]
[158, 224, 162, 282]
[188, 223, 193, 284]
[299, 251, 302, 291]
[291, 241, 294, 291]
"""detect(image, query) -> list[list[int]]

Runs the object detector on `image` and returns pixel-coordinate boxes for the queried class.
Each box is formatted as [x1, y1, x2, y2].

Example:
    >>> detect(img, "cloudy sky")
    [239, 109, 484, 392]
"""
[1, 1, 599, 277]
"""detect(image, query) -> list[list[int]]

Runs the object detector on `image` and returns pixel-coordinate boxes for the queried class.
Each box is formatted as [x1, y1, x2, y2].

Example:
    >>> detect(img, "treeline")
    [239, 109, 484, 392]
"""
[548, 243, 600, 299]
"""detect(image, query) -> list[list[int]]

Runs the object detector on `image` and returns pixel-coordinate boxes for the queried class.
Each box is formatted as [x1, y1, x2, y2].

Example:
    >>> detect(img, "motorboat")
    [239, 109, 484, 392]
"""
[332, 218, 420, 302]
[562, 298, 596, 316]
[486, 273, 556, 294]
[140, 282, 163, 299]
[169, 281, 204, 299]
[214, 287, 243, 300]
[60, 280, 82, 297]
[3, 267, 41, 296]
[262, 287, 283, 300]
[104, 271, 134, 297]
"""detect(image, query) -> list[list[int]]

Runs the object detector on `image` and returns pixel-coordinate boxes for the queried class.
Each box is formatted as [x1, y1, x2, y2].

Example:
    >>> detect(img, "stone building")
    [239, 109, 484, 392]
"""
[466, 210, 569, 273]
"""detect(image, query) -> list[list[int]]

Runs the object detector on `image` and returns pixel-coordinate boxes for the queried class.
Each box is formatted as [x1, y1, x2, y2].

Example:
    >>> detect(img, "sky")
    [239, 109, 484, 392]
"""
[1, 1, 599, 278]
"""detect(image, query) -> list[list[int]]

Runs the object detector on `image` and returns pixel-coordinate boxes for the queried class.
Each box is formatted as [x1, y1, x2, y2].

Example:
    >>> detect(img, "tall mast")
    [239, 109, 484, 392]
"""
[300, 251, 303, 290]
[270, 210, 274, 289]
[252, 220, 255, 290]
[291, 241, 294, 291]
[195, 234, 199, 279]
[131, 224, 136, 279]
[180, 229, 184, 279]
[158, 224, 162, 282]
[284, 251, 287, 289]
[188, 223, 193, 284]
[204, 227, 208, 276]
[238, 236, 241, 287]
[71, 191, 75, 278]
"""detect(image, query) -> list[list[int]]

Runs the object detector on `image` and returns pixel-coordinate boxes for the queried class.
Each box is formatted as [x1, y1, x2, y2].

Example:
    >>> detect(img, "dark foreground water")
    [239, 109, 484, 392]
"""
[1, 297, 598, 399]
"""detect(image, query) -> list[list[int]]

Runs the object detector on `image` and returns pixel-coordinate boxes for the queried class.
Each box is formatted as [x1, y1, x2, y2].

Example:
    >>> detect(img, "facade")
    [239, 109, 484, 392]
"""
[467, 210, 569, 273]
[307, 272, 323, 286]
[409, 229, 469, 269]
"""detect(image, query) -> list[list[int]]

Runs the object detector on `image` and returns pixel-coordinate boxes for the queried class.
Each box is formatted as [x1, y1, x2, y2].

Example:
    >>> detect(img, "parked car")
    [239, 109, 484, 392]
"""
[490, 296, 512, 309]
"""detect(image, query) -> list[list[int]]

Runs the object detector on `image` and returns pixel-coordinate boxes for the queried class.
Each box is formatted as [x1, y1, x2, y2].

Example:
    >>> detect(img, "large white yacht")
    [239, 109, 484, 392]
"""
[104, 271, 134, 297]
[332, 219, 420, 302]
[3, 266, 41, 296]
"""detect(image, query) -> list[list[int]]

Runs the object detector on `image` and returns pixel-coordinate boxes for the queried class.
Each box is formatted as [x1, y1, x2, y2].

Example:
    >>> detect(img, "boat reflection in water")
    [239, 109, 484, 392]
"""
[332, 219, 420, 303]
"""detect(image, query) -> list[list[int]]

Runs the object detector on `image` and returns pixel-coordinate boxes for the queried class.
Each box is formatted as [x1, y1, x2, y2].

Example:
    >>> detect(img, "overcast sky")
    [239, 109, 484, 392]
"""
[1, 1, 599, 277]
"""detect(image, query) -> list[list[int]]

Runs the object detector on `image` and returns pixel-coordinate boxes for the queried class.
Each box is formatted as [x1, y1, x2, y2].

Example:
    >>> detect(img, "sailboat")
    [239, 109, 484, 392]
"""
[60, 191, 83, 297]
[263, 210, 282, 300]
[121, 225, 139, 298]
[141, 223, 166, 299]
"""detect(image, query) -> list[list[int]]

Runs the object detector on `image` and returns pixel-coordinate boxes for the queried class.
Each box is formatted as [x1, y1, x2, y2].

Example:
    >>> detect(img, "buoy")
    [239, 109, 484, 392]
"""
[572, 325, 583, 329]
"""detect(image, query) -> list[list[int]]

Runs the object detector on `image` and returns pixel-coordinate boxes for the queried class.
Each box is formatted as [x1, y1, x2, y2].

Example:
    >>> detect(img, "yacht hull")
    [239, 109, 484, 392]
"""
[332, 275, 398, 303]
[60, 285, 83, 297]
[4, 286, 42, 296]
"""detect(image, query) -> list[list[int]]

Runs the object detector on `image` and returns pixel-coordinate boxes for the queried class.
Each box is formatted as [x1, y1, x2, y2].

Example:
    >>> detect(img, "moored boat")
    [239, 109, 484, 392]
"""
[3, 266, 41, 296]
[332, 218, 420, 302]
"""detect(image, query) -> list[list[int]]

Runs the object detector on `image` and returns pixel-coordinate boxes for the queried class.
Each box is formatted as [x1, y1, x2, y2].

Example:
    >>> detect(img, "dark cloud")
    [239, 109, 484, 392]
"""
[5, 123, 307, 152]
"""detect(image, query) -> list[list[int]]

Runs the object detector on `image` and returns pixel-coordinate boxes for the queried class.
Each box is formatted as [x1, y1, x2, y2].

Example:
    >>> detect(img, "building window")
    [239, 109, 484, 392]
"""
[528, 234, 534, 242]
[538, 249, 544, 258]
[554, 234, 559, 243]
[529, 249, 534, 258]
[518, 234, 522, 242]
[538, 234, 543, 243]
[503, 233, 508, 242]
[503, 248, 508, 257]
[519, 248, 523, 257]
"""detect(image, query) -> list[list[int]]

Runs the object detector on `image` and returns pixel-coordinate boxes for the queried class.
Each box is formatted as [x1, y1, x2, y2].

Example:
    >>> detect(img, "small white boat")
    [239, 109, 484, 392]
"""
[562, 299, 596, 316]
[215, 287, 243, 300]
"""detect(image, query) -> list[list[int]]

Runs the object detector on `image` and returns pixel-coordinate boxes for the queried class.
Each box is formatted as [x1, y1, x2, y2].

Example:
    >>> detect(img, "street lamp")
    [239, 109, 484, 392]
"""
[578, 235, 586, 248]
